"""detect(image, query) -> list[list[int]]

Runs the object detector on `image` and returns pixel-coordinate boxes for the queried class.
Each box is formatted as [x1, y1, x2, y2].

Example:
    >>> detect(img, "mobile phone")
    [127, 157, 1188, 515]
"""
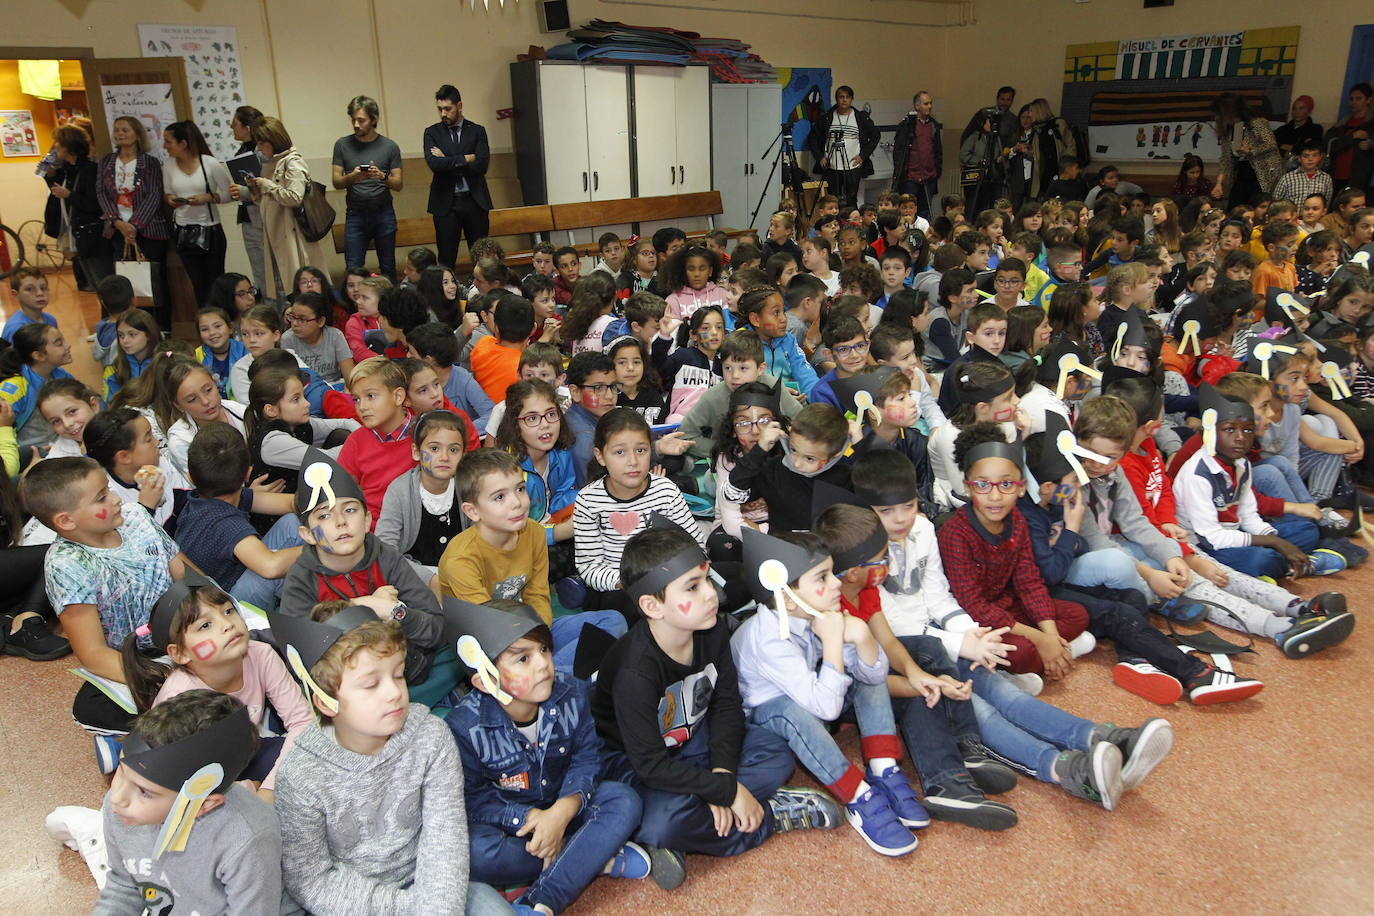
[239, 171, 253, 182]
[171, 196, 190, 204]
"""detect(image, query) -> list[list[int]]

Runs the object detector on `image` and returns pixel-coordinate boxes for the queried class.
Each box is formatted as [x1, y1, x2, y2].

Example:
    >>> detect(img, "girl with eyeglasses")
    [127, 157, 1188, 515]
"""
[494, 379, 579, 582]
[707, 381, 786, 562]
[928, 361, 1029, 513]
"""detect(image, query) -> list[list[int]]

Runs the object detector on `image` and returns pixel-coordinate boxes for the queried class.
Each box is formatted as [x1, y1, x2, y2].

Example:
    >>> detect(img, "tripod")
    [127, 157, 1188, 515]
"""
[751, 122, 812, 230]
[964, 115, 1002, 214]
[823, 126, 859, 211]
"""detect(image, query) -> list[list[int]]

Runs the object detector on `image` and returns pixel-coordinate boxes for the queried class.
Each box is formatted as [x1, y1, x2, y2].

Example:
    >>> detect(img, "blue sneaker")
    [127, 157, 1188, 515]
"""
[1152, 597, 1206, 624]
[1306, 549, 1347, 577]
[554, 576, 588, 609]
[843, 785, 918, 856]
[867, 765, 930, 828]
[93, 734, 122, 775]
[603, 841, 652, 880]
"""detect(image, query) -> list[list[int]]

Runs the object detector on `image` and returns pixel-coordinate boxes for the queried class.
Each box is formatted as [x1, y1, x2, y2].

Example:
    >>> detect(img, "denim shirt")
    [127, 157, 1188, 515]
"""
[446, 671, 601, 832]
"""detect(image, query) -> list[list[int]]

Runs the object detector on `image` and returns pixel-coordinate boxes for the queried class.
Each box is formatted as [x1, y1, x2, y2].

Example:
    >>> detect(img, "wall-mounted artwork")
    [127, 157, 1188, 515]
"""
[0, 110, 39, 157]
[1062, 27, 1299, 162]
[139, 23, 245, 160]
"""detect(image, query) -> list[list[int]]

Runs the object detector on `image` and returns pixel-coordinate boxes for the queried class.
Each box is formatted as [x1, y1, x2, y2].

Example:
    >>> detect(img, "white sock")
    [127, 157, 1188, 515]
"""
[868, 758, 898, 775]
[849, 779, 871, 803]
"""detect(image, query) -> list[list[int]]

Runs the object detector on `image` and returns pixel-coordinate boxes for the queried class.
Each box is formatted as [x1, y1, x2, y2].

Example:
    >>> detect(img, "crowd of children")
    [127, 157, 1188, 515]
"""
[1, 160, 1369, 914]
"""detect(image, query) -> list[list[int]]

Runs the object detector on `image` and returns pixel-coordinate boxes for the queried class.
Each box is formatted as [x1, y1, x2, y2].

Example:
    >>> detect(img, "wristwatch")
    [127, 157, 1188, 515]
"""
[390, 602, 407, 622]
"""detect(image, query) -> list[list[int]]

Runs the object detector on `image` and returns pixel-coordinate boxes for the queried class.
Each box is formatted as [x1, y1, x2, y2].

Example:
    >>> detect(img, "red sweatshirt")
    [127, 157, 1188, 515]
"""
[1119, 437, 1194, 556]
[337, 414, 418, 526]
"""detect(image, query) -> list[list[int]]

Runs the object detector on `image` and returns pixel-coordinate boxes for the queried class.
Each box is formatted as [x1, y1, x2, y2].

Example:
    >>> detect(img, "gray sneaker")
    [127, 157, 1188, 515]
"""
[1055, 742, 1124, 811]
[956, 737, 1018, 794]
[647, 847, 686, 890]
[1091, 718, 1175, 792]
[767, 786, 844, 832]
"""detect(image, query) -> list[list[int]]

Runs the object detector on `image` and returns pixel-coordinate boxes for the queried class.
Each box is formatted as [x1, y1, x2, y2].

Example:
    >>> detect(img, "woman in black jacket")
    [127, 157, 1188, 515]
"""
[47, 124, 111, 288]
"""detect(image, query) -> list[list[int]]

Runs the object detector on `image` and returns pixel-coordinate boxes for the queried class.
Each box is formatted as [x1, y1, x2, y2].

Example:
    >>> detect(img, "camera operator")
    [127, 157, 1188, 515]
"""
[891, 91, 942, 220]
[809, 85, 878, 212]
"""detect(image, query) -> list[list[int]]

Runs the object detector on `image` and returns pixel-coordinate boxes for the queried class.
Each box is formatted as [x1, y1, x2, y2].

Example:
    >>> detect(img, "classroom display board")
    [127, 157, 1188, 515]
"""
[100, 83, 178, 162]
[138, 23, 246, 160]
[1061, 27, 1299, 163]
[0, 110, 39, 157]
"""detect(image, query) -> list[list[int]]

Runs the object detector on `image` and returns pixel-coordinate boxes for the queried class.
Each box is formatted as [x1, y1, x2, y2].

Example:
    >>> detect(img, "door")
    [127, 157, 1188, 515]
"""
[539, 65, 592, 206]
[81, 57, 192, 157]
[744, 85, 783, 235]
[632, 68, 679, 197]
[674, 67, 711, 193]
[584, 65, 631, 201]
[711, 85, 749, 229]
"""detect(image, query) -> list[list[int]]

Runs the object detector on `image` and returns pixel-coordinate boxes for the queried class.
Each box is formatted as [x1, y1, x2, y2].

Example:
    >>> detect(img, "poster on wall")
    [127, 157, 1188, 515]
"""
[1061, 27, 1298, 163]
[101, 83, 178, 162]
[138, 23, 245, 160]
[778, 67, 832, 158]
[0, 110, 40, 157]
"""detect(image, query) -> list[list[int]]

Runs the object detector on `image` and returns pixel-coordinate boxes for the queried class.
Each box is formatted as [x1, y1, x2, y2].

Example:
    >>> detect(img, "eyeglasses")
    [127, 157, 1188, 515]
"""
[967, 479, 1020, 494]
[1055, 261, 1083, 270]
[285, 312, 322, 324]
[580, 383, 620, 396]
[994, 277, 1023, 287]
[733, 417, 774, 431]
[518, 408, 560, 428]
[235, 286, 258, 297]
[832, 340, 870, 358]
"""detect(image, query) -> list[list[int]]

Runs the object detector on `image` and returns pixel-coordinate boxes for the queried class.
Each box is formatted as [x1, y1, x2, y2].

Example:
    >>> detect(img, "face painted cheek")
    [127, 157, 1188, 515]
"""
[863, 566, 888, 588]
[992, 407, 1016, 422]
[94, 509, 108, 520]
[676, 600, 693, 615]
[1275, 383, 1291, 400]
[503, 672, 532, 699]
[312, 525, 335, 554]
[191, 639, 217, 661]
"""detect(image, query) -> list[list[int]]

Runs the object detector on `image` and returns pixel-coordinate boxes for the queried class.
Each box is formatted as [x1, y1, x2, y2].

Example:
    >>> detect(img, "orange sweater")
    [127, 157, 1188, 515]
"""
[469, 335, 523, 404]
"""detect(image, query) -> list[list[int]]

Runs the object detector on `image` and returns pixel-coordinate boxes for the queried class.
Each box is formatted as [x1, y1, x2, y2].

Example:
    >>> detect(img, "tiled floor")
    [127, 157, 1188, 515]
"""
[5, 269, 1374, 913]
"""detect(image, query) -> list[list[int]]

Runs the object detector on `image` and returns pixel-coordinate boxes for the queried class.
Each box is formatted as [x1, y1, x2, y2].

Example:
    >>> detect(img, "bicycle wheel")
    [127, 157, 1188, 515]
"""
[0, 223, 23, 280]
[17, 219, 67, 272]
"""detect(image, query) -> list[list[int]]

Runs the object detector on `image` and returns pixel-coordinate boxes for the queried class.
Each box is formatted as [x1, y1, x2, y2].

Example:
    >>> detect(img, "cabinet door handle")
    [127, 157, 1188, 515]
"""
[669, 165, 675, 185]
[582, 172, 588, 192]
[679, 165, 685, 184]
[593, 171, 599, 191]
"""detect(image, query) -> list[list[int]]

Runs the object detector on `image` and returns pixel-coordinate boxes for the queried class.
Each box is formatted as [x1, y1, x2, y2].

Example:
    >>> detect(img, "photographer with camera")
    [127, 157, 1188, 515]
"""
[809, 85, 878, 212]
[891, 91, 942, 220]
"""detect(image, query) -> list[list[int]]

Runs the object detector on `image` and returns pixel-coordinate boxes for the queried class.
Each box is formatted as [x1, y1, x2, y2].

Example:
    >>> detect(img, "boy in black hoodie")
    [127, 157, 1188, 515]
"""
[280, 446, 451, 704]
[722, 402, 855, 532]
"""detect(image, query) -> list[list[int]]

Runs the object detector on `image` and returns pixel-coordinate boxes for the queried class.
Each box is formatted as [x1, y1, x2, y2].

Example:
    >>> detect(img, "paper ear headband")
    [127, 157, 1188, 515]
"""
[757, 559, 827, 641]
[1055, 353, 1102, 400]
[457, 635, 513, 705]
[852, 389, 882, 427]
[625, 546, 708, 601]
[1274, 291, 1310, 320]
[852, 481, 919, 508]
[286, 645, 339, 715]
[1055, 429, 1111, 485]
[1352, 251, 1371, 269]
[301, 461, 338, 514]
[1250, 341, 1297, 379]
[1177, 318, 1202, 357]
[153, 763, 223, 858]
[957, 371, 1015, 405]
[963, 439, 1023, 473]
[1321, 362, 1352, 400]
[1201, 407, 1219, 456]
[832, 526, 892, 574]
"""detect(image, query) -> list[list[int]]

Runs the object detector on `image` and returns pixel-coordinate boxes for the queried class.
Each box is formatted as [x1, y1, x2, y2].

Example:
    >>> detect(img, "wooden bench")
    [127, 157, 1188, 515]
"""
[330, 192, 756, 270]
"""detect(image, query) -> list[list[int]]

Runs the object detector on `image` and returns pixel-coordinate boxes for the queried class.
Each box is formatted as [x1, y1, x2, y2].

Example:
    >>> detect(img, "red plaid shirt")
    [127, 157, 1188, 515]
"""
[935, 504, 1057, 630]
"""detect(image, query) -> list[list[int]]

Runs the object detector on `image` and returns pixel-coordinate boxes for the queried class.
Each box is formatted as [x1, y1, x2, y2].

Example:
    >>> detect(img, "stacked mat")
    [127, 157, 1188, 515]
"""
[545, 19, 777, 82]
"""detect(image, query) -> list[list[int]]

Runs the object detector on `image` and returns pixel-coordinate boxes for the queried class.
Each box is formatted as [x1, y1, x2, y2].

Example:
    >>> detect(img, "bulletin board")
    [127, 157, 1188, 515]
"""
[1061, 27, 1299, 163]
[139, 24, 246, 160]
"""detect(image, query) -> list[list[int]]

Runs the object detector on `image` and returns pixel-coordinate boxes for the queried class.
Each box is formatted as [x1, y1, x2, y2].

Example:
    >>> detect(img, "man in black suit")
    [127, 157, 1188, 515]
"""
[424, 84, 492, 269]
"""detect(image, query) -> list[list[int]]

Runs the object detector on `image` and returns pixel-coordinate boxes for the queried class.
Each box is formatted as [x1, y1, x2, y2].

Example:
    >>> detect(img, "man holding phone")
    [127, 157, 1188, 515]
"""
[332, 95, 403, 281]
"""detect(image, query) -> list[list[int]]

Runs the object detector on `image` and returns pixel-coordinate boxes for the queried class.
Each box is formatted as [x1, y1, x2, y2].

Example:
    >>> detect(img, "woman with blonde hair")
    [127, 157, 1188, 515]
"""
[231, 117, 330, 303]
[1027, 99, 1078, 203]
[96, 115, 171, 325]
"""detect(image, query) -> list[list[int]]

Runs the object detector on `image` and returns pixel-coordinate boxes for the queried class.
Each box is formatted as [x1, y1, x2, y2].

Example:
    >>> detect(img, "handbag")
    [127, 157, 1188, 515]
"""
[175, 157, 217, 253]
[293, 176, 336, 243]
[114, 240, 155, 302]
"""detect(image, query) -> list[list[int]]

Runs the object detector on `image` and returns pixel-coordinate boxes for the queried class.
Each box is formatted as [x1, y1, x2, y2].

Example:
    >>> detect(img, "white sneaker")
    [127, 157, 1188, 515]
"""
[46, 806, 109, 889]
[1068, 631, 1097, 659]
[1000, 671, 1044, 696]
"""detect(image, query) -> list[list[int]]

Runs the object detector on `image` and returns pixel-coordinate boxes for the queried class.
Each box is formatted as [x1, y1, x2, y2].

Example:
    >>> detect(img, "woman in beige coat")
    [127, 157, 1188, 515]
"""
[230, 117, 330, 300]
[1210, 92, 1282, 210]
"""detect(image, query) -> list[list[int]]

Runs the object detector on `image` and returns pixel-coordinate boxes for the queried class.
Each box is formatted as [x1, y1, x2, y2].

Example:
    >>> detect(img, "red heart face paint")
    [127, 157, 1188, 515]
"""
[95, 509, 107, 520]
[677, 601, 692, 615]
[191, 639, 217, 661]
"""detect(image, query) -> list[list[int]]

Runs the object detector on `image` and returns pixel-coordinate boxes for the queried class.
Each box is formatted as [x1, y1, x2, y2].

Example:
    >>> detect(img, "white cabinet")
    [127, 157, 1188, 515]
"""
[711, 83, 783, 234]
[632, 66, 711, 196]
[510, 61, 631, 206]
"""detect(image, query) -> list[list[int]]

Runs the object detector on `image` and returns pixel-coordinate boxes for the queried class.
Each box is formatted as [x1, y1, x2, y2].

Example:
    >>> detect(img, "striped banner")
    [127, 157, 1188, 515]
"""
[1087, 88, 1271, 126]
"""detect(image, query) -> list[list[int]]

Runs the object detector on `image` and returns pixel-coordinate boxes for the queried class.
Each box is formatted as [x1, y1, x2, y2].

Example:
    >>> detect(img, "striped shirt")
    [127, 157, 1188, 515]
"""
[573, 474, 701, 591]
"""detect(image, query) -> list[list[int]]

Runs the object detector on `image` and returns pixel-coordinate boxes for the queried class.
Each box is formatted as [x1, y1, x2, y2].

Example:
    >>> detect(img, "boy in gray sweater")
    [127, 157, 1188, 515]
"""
[271, 603, 511, 916]
[97, 690, 297, 915]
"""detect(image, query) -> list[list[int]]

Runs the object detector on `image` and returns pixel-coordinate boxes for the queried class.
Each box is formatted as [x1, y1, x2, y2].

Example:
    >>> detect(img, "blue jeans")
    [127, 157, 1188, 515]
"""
[1199, 515, 1320, 579]
[464, 882, 516, 916]
[344, 205, 398, 281]
[229, 514, 304, 611]
[551, 610, 627, 674]
[900, 177, 940, 220]
[469, 781, 641, 913]
[1063, 547, 1150, 598]
[750, 678, 896, 789]
[1255, 456, 1312, 503]
[967, 661, 1095, 784]
[600, 721, 794, 857]
[890, 635, 982, 789]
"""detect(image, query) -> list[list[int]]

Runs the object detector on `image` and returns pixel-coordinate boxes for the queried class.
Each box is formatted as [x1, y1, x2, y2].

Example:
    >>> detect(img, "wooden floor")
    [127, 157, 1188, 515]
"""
[4, 269, 1373, 914]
